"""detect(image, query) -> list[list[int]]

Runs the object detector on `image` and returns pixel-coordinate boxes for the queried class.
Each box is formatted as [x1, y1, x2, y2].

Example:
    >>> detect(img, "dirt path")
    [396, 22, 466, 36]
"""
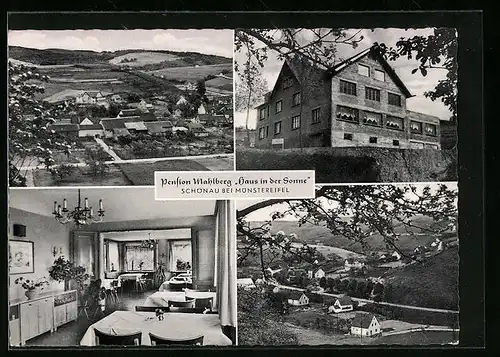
[94, 137, 122, 161]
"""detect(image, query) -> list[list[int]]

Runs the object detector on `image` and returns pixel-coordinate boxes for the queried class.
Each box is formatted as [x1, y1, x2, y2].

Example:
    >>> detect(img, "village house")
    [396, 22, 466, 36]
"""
[287, 291, 310, 306]
[327, 295, 354, 313]
[345, 258, 365, 271]
[75, 91, 108, 106]
[350, 313, 381, 337]
[47, 123, 79, 138]
[123, 121, 148, 134]
[79, 117, 94, 126]
[99, 117, 142, 138]
[307, 268, 325, 279]
[145, 121, 174, 136]
[255, 45, 441, 150]
[78, 124, 104, 138]
[187, 122, 209, 137]
[198, 114, 227, 127]
[391, 251, 402, 261]
[198, 103, 207, 115]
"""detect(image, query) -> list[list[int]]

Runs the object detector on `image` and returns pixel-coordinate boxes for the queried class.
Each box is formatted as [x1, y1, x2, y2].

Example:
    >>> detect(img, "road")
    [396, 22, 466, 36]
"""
[18, 153, 235, 170]
[94, 137, 122, 161]
[270, 283, 459, 314]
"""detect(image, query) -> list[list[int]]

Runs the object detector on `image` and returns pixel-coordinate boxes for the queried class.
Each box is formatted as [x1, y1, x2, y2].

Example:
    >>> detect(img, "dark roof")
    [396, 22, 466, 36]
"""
[140, 112, 158, 122]
[351, 313, 377, 329]
[48, 123, 79, 132]
[79, 124, 103, 130]
[288, 290, 308, 300]
[328, 45, 413, 98]
[119, 108, 142, 117]
[336, 295, 353, 306]
[145, 121, 173, 133]
[407, 110, 441, 123]
[100, 117, 141, 130]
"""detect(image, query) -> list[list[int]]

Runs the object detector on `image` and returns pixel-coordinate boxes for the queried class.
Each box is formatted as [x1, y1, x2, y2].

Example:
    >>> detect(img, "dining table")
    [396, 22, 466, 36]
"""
[79, 310, 232, 346]
[143, 290, 217, 307]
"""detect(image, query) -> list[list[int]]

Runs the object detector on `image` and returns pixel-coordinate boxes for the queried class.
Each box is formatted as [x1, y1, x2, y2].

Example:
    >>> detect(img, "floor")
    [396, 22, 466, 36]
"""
[24, 288, 155, 346]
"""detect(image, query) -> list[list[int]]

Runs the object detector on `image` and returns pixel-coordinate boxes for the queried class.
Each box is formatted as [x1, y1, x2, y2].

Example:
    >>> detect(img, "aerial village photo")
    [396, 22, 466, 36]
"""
[8, 29, 234, 187]
[236, 182, 459, 345]
[234, 28, 458, 183]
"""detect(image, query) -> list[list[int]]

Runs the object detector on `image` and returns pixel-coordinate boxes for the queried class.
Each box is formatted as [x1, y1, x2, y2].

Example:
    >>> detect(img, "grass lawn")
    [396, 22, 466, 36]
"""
[118, 160, 210, 185]
[32, 165, 131, 186]
[367, 331, 456, 345]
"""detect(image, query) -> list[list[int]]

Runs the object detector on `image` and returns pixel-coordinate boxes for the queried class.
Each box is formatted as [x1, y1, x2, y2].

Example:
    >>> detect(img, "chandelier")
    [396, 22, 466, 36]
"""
[141, 233, 157, 249]
[53, 189, 105, 226]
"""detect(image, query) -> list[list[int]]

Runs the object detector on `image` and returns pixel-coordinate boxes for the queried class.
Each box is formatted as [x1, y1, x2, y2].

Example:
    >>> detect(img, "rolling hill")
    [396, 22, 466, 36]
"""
[248, 216, 452, 255]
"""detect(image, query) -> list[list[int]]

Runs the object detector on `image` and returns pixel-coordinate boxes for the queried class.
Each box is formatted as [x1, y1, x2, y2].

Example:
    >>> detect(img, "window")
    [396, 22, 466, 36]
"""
[386, 115, 404, 130]
[312, 108, 321, 124]
[291, 115, 301, 130]
[388, 93, 402, 107]
[292, 92, 301, 106]
[125, 244, 154, 271]
[259, 107, 266, 120]
[393, 139, 400, 146]
[340, 80, 357, 96]
[265, 125, 269, 137]
[258, 127, 266, 140]
[358, 64, 370, 77]
[283, 77, 293, 89]
[169, 240, 192, 272]
[365, 87, 381, 101]
[105, 241, 120, 272]
[274, 121, 282, 135]
[267, 105, 270, 117]
[363, 111, 382, 126]
[336, 105, 359, 123]
[424, 123, 437, 136]
[344, 133, 353, 140]
[275, 100, 283, 113]
[374, 69, 385, 81]
[369, 137, 378, 144]
[410, 120, 423, 134]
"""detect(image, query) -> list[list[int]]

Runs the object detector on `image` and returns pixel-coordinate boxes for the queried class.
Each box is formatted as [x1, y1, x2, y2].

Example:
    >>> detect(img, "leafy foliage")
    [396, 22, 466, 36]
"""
[15, 276, 50, 291]
[48, 256, 89, 291]
[84, 147, 109, 177]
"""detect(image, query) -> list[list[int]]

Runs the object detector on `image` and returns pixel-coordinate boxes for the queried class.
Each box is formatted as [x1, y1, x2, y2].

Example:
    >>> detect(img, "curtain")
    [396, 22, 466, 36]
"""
[216, 200, 237, 329]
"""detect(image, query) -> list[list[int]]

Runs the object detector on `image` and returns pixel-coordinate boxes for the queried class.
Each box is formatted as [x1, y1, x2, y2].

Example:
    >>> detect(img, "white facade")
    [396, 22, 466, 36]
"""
[287, 293, 309, 306]
[79, 129, 104, 138]
[329, 299, 354, 313]
[198, 103, 207, 115]
[315, 269, 326, 279]
[350, 316, 381, 337]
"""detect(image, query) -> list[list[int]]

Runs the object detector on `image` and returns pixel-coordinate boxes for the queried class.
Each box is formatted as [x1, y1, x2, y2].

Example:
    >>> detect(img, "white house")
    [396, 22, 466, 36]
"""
[75, 91, 106, 105]
[345, 259, 365, 271]
[198, 103, 207, 115]
[79, 118, 94, 125]
[328, 295, 353, 313]
[78, 124, 104, 138]
[176, 95, 188, 106]
[314, 268, 326, 279]
[350, 313, 381, 337]
[287, 291, 310, 306]
[391, 251, 402, 260]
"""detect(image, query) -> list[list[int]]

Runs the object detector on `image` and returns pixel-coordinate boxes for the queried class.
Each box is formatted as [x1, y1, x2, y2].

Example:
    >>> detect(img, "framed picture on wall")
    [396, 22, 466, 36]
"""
[9, 240, 34, 274]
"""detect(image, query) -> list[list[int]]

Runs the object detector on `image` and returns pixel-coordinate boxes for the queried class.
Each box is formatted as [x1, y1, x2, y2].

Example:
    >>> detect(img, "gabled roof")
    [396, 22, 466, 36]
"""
[328, 45, 413, 98]
[140, 112, 158, 122]
[407, 110, 441, 123]
[119, 108, 142, 117]
[113, 128, 131, 136]
[336, 295, 353, 306]
[100, 117, 142, 130]
[80, 124, 103, 130]
[145, 121, 173, 133]
[288, 290, 308, 300]
[48, 123, 79, 132]
[351, 313, 377, 329]
[124, 121, 148, 131]
[83, 91, 102, 98]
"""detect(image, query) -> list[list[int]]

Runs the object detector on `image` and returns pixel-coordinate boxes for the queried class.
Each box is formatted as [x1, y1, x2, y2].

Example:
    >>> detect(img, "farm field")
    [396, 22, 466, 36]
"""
[146, 63, 232, 82]
[109, 52, 180, 66]
[366, 331, 456, 345]
[205, 76, 233, 91]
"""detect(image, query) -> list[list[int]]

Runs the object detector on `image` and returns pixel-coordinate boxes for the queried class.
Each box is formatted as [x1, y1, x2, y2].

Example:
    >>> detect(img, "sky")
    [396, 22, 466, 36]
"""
[234, 28, 457, 128]
[8, 29, 234, 58]
[237, 182, 458, 222]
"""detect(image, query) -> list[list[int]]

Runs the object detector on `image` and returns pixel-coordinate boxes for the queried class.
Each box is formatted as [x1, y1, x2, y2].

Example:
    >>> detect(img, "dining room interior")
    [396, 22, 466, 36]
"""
[8, 187, 237, 347]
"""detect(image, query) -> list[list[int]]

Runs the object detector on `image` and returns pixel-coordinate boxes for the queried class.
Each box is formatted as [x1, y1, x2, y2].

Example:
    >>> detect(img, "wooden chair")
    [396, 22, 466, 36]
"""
[149, 333, 204, 346]
[167, 299, 195, 308]
[94, 329, 142, 346]
[165, 307, 208, 314]
[189, 297, 214, 312]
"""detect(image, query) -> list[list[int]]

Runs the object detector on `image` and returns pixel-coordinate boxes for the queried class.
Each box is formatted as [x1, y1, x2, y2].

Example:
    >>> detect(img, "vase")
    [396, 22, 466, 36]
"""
[25, 289, 38, 300]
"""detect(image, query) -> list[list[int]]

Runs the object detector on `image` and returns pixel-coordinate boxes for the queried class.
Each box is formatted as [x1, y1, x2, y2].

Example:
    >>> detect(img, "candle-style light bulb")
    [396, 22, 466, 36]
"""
[84, 198, 89, 209]
[57, 205, 62, 215]
[53, 201, 57, 213]
[63, 198, 67, 210]
[90, 207, 94, 217]
[99, 199, 103, 210]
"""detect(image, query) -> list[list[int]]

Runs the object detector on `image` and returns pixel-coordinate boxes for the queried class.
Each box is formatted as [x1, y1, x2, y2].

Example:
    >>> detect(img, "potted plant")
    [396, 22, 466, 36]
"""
[15, 276, 50, 300]
[48, 256, 89, 292]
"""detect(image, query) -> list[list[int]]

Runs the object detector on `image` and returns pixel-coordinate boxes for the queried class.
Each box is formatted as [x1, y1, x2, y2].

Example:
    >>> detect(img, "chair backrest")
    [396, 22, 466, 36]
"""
[149, 333, 204, 346]
[189, 297, 213, 311]
[94, 328, 142, 346]
[168, 299, 195, 308]
[165, 307, 208, 314]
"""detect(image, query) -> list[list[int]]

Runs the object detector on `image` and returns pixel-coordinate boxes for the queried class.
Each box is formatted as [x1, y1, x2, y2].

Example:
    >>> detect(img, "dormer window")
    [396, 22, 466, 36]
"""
[358, 64, 370, 77]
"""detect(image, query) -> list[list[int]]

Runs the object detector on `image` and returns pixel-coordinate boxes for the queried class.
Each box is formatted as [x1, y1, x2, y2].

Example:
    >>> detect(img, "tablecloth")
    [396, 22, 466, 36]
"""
[144, 291, 217, 307]
[79, 311, 231, 346]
